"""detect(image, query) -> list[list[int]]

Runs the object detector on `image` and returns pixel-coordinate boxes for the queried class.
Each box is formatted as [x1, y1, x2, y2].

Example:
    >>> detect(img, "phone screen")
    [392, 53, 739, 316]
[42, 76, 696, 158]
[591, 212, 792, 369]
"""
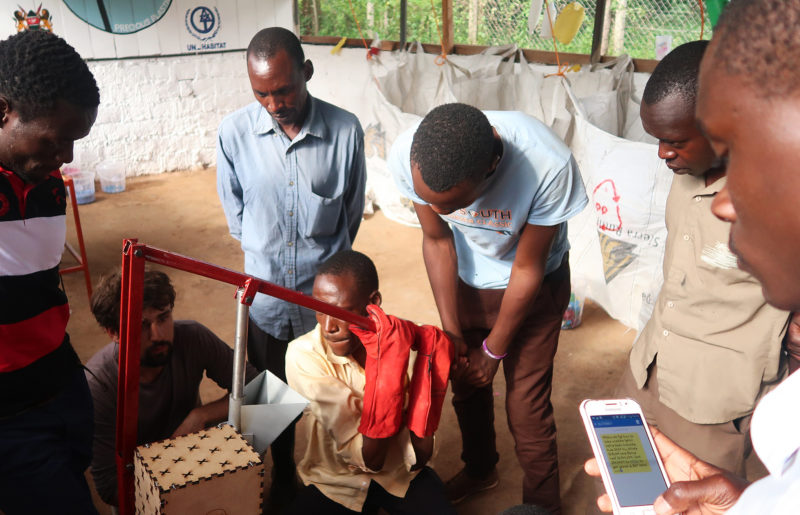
[591, 414, 668, 507]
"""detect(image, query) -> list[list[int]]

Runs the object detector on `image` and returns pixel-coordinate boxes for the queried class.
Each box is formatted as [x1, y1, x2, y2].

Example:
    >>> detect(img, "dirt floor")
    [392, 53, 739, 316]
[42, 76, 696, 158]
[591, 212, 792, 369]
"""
[59, 169, 754, 514]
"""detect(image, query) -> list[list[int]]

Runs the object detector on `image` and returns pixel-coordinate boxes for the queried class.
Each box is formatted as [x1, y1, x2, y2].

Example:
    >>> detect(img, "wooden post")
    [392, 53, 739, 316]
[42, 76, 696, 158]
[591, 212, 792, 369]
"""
[468, 0, 480, 44]
[400, 0, 407, 48]
[366, 1, 374, 32]
[442, 0, 454, 53]
[590, 0, 610, 63]
[311, 0, 320, 36]
[612, 0, 628, 55]
[600, 0, 612, 56]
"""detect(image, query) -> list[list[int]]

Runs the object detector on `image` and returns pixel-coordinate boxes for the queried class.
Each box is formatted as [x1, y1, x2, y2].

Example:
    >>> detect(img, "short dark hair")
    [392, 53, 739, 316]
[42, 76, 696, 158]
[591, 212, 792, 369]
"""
[91, 269, 176, 334]
[247, 27, 305, 69]
[710, 0, 800, 98]
[643, 40, 708, 107]
[0, 30, 99, 121]
[317, 250, 379, 298]
[410, 103, 495, 192]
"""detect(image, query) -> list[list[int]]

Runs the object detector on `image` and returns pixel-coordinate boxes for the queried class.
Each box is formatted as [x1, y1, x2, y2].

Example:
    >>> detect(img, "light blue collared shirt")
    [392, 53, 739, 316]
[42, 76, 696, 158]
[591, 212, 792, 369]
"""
[217, 96, 366, 339]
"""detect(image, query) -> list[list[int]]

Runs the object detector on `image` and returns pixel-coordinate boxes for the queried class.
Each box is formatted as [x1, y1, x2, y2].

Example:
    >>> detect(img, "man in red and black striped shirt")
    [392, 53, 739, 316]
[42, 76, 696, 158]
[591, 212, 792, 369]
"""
[0, 30, 99, 514]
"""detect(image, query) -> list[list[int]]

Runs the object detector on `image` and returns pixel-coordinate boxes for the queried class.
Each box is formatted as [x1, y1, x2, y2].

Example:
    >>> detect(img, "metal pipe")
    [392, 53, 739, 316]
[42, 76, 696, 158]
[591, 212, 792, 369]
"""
[591, 0, 611, 64]
[229, 288, 250, 431]
[117, 240, 145, 515]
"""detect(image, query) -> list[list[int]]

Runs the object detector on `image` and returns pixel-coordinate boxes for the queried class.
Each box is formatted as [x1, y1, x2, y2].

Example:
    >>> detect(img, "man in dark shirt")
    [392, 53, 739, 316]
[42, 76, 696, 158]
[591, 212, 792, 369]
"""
[85, 269, 257, 507]
[0, 30, 99, 514]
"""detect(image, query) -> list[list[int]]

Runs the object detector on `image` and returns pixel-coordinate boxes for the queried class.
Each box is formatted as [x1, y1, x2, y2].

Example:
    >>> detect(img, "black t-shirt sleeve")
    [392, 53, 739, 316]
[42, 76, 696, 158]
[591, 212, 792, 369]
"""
[182, 321, 258, 390]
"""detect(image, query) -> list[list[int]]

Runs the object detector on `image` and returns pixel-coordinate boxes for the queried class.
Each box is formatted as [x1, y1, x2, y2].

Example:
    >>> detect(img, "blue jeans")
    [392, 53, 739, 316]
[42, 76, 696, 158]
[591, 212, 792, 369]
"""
[0, 368, 97, 514]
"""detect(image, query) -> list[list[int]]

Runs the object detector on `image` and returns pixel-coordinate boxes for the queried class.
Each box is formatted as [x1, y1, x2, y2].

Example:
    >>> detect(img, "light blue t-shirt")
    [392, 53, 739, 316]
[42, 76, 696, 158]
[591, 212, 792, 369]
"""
[390, 110, 588, 289]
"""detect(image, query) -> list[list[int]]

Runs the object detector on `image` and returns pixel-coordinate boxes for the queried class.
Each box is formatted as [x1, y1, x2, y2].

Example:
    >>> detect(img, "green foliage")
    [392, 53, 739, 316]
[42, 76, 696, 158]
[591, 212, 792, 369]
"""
[298, 0, 443, 44]
[298, 0, 709, 59]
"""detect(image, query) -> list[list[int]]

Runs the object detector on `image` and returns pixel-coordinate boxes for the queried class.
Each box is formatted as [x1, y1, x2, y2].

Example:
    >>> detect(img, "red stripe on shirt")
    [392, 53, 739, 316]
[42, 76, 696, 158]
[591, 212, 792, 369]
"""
[0, 303, 70, 372]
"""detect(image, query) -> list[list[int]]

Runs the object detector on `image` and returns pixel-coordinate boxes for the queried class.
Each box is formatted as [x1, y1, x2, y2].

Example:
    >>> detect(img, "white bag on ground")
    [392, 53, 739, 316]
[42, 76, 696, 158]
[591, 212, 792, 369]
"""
[565, 106, 671, 331]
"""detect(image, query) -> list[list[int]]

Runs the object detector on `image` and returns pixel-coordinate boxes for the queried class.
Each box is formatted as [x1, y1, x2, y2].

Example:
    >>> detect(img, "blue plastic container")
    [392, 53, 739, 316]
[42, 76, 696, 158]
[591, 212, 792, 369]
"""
[72, 171, 95, 204]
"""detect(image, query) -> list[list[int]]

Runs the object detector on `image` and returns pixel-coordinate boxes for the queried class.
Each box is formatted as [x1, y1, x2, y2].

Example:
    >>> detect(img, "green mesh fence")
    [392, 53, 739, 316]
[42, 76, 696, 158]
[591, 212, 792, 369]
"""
[297, 0, 711, 60]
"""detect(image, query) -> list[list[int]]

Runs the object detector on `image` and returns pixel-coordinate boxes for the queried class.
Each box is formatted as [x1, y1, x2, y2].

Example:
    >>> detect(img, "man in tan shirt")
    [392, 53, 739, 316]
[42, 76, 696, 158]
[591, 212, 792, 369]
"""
[285, 250, 454, 514]
[618, 40, 791, 475]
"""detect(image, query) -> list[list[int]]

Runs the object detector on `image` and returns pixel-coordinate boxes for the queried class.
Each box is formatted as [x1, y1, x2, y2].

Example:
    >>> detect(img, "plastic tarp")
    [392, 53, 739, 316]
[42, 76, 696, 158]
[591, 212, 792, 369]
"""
[362, 45, 670, 331]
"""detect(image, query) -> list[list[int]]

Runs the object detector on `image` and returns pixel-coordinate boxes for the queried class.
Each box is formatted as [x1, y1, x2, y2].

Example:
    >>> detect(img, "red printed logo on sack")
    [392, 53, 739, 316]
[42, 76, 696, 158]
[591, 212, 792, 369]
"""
[0, 193, 9, 217]
[593, 179, 622, 232]
[52, 187, 65, 207]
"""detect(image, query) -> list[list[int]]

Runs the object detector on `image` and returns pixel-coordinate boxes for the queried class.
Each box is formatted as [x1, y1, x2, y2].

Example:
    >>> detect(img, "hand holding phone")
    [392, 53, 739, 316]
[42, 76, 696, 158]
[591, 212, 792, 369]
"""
[580, 399, 669, 514]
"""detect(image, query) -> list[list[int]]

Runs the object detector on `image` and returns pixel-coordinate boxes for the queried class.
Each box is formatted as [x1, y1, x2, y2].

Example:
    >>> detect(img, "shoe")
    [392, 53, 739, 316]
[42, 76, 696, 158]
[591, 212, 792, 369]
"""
[445, 467, 499, 504]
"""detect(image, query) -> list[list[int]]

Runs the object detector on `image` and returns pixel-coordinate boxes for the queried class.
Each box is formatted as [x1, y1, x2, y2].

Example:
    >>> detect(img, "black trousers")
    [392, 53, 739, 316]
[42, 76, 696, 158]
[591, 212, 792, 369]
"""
[0, 368, 97, 514]
[247, 318, 296, 479]
[286, 467, 456, 515]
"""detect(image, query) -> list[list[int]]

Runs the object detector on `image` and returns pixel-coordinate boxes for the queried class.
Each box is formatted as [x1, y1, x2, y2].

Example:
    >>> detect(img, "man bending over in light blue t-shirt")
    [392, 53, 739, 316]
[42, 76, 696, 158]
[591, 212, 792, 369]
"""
[389, 103, 587, 514]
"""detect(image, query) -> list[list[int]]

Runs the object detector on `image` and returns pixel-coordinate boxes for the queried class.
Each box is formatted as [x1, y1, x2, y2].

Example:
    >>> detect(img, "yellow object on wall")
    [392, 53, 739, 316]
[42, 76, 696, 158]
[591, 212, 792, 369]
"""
[553, 2, 586, 45]
[331, 36, 348, 55]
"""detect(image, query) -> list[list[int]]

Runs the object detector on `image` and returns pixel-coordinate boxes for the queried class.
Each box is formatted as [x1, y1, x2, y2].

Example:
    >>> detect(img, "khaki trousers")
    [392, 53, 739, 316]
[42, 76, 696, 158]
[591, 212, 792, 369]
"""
[616, 361, 752, 476]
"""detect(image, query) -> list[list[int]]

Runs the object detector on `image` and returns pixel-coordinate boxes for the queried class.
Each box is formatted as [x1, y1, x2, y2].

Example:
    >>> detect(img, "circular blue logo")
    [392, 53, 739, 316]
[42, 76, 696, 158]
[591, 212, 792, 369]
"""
[63, 0, 172, 34]
[190, 7, 215, 34]
[185, 5, 220, 41]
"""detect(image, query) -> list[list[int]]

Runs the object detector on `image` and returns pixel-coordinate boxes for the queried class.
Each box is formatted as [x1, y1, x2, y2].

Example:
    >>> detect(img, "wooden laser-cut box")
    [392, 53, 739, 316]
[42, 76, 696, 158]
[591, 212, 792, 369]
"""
[134, 423, 263, 514]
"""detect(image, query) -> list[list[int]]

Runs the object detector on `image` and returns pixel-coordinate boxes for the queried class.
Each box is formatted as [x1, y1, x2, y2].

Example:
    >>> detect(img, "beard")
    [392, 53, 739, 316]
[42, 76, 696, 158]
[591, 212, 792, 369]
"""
[140, 341, 173, 367]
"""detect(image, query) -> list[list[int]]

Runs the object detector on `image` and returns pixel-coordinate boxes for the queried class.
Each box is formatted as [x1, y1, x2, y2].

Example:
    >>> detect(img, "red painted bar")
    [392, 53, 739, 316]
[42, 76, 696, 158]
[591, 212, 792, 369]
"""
[142, 245, 375, 330]
[116, 241, 376, 515]
[60, 174, 93, 298]
[116, 241, 145, 515]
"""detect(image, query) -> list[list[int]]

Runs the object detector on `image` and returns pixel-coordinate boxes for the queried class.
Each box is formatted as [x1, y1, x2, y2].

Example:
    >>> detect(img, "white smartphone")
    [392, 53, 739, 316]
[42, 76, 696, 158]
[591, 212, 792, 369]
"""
[579, 399, 670, 515]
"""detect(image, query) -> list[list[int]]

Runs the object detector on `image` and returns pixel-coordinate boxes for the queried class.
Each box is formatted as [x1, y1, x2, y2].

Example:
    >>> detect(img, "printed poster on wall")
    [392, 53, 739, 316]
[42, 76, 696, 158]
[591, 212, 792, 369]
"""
[0, 1, 292, 59]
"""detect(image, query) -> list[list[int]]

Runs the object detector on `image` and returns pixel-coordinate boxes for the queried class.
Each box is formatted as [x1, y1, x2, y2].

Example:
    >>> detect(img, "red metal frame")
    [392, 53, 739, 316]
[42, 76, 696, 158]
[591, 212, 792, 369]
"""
[59, 174, 92, 299]
[116, 239, 375, 515]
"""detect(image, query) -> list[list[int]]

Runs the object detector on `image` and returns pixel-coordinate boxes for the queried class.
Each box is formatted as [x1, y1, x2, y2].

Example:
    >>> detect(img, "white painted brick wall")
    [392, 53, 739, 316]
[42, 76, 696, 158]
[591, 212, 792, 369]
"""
[78, 45, 373, 177]
[78, 45, 650, 177]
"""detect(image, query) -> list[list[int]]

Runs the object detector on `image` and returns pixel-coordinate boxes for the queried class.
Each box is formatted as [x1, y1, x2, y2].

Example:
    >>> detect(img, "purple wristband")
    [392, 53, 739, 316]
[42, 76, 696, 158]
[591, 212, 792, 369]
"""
[482, 339, 507, 360]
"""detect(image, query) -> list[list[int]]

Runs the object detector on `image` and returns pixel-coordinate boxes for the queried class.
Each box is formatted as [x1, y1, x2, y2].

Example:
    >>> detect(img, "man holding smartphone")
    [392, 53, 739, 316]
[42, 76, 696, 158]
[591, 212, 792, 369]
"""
[588, 0, 800, 512]
[581, 399, 671, 513]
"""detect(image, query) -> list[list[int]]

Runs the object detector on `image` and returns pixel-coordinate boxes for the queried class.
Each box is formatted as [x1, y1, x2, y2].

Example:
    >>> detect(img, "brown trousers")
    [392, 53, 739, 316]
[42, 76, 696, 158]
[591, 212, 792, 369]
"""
[616, 361, 752, 476]
[451, 258, 570, 514]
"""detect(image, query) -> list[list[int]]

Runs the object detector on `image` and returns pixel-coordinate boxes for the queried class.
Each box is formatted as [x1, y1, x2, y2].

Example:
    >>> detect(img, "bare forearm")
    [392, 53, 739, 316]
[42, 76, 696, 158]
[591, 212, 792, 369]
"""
[362, 434, 392, 471]
[195, 396, 229, 425]
[172, 395, 229, 437]
[483, 224, 557, 356]
[409, 433, 434, 470]
[785, 313, 800, 374]
[484, 267, 544, 355]
[788, 349, 800, 374]
[422, 234, 462, 337]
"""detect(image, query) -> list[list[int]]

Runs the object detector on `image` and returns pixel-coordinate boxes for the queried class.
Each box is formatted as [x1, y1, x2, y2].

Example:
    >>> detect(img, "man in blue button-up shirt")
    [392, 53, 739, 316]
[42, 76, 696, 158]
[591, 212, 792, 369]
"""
[216, 27, 366, 509]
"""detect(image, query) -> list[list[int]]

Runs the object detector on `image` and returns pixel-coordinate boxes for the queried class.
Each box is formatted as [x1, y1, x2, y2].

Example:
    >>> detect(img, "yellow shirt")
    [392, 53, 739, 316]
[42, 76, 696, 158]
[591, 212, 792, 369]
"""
[630, 174, 790, 424]
[285, 325, 419, 511]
